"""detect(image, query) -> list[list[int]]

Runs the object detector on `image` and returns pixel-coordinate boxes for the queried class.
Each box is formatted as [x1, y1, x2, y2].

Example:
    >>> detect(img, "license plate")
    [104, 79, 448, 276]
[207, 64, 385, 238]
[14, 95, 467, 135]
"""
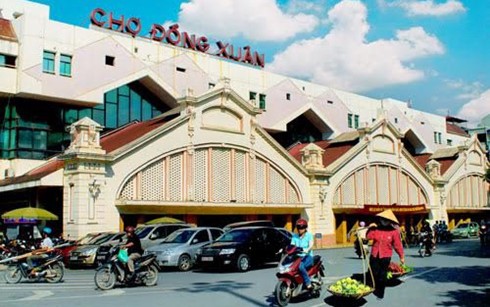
[201, 257, 213, 261]
[70, 256, 77, 260]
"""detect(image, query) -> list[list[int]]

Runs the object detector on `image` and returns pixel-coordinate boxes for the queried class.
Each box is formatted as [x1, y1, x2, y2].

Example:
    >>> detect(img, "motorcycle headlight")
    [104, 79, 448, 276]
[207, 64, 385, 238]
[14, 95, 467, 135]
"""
[219, 248, 236, 255]
[278, 263, 292, 274]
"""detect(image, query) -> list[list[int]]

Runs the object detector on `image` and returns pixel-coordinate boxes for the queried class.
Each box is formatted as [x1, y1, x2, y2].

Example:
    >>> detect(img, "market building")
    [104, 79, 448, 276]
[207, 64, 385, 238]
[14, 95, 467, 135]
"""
[0, 0, 488, 246]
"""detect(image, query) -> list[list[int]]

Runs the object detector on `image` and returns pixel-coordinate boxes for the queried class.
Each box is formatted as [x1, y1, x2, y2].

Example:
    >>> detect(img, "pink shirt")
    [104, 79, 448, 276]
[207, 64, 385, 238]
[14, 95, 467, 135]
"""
[366, 228, 404, 259]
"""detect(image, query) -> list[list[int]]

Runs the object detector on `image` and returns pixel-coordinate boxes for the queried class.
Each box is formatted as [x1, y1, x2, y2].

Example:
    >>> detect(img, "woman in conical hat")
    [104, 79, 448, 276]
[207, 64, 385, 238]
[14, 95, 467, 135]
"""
[366, 209, 405, 299]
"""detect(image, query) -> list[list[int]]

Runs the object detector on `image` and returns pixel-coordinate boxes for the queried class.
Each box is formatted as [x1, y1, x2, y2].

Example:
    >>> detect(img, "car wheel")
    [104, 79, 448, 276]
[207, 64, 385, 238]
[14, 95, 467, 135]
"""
[236, 254, 250, 272]
[178, 254, 192, 271]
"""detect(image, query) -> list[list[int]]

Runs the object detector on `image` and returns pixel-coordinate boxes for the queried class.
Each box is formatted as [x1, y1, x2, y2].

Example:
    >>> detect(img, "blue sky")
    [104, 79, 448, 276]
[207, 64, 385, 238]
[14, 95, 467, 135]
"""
[28, 0, 489, 126]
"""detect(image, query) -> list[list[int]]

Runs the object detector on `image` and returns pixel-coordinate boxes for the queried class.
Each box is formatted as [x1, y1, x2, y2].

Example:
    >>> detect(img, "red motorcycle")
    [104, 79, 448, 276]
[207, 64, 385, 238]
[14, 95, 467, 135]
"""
[274, 245, 325, 306]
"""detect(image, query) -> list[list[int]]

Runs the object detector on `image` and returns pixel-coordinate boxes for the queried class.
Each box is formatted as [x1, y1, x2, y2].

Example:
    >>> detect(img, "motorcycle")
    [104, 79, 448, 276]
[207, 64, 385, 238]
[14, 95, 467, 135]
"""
[418, 231, 433, 257]
[274, 245, 325, 307]
[94, 245, 159, 290]
[1, 249, 64, 283]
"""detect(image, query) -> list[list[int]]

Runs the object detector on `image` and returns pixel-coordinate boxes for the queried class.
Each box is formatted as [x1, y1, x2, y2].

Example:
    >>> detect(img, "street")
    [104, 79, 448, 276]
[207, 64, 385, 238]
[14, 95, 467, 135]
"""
[0, 239, 488, 307]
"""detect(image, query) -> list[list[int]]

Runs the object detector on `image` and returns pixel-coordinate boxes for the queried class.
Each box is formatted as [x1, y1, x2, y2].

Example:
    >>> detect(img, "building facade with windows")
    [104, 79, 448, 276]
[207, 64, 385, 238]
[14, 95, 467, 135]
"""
[0, 0, 488, 244]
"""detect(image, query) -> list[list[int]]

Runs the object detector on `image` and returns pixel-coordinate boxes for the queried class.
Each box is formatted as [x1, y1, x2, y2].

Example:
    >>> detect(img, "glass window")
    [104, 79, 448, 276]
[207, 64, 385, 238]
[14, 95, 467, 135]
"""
[105, 103, 117, 128]
[119, 85, 130, 96]
[79, 108, 91, 119]
[354, 115, 359, 128]
[60, 54, 72, 76]
[193, 230, 209, 244]
[142, 100, 152, 120]
[43, 51, 55, 74]
[130, 93, 142, 121]
[348, 114, 353, 128]
[118, 95, 130, 126]
[105, 90, 117, 103]
[33, 131, 47, 150]
[18, 129, 32, 148]
[249, 91, 256, 101]
[0, 54, 16, 68]
[92, 109, 105, 126]
[210, 229, 223, 240]
[433, 132, 438, 143]
[259, 94, 266, 109]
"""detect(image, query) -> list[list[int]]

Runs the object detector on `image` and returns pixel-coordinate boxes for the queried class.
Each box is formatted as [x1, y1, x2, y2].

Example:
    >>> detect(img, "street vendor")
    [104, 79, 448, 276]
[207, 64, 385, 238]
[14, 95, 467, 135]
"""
[366, 209, 405, 300]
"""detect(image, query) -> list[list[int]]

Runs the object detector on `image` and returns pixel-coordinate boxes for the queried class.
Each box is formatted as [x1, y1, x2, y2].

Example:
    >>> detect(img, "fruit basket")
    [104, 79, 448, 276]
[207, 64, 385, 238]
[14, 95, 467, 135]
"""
[327, 277, 374, 299]
[387, 262, 413, 279]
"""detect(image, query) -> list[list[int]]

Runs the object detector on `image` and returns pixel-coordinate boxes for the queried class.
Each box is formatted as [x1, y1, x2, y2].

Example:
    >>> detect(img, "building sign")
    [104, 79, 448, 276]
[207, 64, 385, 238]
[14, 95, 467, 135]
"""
[90, 8, 265, 68]
[363, 204, 427, 214]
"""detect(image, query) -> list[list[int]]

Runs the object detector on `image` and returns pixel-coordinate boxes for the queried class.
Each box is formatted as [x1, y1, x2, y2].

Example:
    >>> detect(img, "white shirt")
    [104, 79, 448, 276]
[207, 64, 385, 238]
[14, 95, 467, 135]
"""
[41, 237, 53, 248]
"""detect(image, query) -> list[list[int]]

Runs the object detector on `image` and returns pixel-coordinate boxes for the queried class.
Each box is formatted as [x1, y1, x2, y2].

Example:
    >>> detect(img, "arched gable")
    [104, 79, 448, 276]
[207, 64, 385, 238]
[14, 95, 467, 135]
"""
[202, 106, 243, 132]
[333, 163, 429, 207]
[447, 173, 488, 209]
[118, 146, 302, 205]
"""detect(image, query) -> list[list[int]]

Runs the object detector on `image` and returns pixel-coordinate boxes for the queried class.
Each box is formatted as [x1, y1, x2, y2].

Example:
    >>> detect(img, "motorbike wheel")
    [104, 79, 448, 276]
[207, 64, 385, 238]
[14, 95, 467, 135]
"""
[177, 254, 192, 272]
[236, 254, 250, 272]
[274, 280, 291, 307]
[46, 262, 64, 283]
[143, 265, 159, 287]
[4, 266, 22, 284]
[94, 267, 116, 290]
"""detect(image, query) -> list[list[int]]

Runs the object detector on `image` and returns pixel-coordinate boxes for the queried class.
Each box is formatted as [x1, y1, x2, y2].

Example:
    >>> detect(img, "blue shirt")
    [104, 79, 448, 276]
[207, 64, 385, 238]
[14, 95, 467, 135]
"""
[291, 232, 313, 257]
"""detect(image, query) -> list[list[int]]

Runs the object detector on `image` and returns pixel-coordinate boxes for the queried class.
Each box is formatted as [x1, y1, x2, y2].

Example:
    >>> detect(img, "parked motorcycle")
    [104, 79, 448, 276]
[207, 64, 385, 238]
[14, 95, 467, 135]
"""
[1, 249, 64, 283]
[418, 231, 433, 257]
[94, 245, 159, 290]
[274, 245, 325, 307]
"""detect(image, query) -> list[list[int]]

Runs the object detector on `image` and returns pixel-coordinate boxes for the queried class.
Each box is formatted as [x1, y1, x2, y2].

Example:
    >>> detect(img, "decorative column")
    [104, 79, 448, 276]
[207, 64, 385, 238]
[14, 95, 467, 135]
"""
[300, 143, 332, 247]
[426, 159, 448, 222]
[58, 117, 112, 239]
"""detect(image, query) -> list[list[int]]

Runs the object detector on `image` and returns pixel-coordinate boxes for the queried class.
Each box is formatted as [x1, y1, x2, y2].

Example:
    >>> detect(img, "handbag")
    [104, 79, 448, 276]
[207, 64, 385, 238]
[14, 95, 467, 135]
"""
[117, 249, 129, 263]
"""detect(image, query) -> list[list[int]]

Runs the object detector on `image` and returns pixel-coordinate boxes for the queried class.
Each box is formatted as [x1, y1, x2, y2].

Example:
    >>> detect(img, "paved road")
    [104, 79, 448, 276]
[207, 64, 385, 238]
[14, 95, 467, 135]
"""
[0, 239, 488, 307]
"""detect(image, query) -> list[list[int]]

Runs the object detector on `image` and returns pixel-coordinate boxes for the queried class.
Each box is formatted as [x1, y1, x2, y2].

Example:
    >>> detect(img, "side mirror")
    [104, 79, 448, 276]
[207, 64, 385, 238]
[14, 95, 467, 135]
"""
[149, 233, 157, 240]
[192, 239, 198, 244]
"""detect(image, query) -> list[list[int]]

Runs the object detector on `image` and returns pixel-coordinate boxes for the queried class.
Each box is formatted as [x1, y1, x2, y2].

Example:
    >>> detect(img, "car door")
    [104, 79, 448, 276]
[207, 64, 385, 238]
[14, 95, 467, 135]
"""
[187, 230, 211, 258]
[250, 228, 269, 264]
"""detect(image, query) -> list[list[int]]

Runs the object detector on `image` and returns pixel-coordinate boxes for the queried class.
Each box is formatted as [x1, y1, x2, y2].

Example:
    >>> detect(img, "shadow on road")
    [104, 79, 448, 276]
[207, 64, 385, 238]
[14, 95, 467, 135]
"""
[436, 288, 490, 307]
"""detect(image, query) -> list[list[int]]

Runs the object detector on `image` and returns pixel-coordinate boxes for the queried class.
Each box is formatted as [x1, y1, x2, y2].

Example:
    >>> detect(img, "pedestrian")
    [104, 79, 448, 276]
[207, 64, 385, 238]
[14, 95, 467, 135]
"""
[123, 226, 143, 280]
[366, 209, 405, 300]
[290, 218, 314, 290]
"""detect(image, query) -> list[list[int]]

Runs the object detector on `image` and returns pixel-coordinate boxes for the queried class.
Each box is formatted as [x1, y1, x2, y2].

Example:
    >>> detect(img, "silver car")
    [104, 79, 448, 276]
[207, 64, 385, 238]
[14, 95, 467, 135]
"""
[145, 227, 223, 271]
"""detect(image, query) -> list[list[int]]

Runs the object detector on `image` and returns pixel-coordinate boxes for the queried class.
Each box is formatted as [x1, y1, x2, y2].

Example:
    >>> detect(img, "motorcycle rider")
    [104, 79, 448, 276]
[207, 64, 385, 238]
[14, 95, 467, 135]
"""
[123, 226, 143, 280]
[290, 218, 314, 290]
[27, 227, 54, 273]
[421, 221, 434, 255]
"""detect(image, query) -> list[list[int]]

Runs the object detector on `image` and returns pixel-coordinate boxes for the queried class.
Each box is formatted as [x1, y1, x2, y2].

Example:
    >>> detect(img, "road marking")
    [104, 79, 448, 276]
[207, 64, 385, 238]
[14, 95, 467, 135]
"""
[400, 267, 440, 281]
[17, 290, 54, 301]
[100, 289, 125, 296]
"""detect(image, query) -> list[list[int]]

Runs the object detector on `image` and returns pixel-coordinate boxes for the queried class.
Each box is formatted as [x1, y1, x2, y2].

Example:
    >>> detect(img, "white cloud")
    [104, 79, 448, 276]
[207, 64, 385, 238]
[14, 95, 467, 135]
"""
[457, 89, 490, 127]
[380, 0, 466, 17]
[176, 0, 319, 41]
[445, 79, 484, 100]
[268, 0, 444, 92]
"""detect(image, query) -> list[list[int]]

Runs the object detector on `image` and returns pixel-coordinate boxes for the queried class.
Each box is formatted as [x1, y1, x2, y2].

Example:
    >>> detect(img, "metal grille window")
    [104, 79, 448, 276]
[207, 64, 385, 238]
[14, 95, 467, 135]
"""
[43, 51, 55, 74]
[60, 54, 72, 77]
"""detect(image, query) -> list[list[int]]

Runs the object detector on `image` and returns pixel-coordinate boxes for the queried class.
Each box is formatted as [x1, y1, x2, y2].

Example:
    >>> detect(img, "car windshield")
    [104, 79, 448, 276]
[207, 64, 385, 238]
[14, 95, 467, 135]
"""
[163, 229, 196, 244]
[91, 233, 114, 245]
[456, 223, 469, 229]
[216, 229, 253, 243]
[135, 227, 152, 239]
[78, 233, 99, 245]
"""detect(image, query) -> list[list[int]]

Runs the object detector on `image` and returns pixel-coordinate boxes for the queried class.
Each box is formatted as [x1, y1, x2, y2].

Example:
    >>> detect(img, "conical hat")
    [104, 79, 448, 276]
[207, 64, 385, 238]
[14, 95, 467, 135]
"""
[376, 209, 399, 225]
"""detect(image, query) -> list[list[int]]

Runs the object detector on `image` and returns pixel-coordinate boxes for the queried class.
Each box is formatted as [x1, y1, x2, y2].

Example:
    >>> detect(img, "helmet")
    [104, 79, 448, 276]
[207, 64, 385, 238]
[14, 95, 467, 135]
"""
[125, 226, 135, 234]
[43, 227, 52, 235]
[296, 218, 308, 229]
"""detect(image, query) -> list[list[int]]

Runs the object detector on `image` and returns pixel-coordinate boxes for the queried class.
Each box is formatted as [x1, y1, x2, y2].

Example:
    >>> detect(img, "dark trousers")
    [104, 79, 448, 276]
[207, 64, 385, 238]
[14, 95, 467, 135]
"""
[369, 256, 391, 299]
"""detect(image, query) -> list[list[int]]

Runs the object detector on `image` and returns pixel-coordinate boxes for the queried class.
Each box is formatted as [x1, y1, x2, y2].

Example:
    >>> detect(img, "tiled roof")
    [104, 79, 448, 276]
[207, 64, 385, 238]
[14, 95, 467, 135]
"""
[446, 123, 469, 137]
[0, 18, 17, 41]
[0, 116, 168, 187]
[100, 117, 167, 153]
[413, 153, 458, 175]
[288, 139, 356, 167]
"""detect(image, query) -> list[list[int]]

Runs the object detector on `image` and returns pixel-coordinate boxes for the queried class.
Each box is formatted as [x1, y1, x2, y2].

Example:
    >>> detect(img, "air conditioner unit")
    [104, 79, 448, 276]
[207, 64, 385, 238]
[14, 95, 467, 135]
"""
[4, 168, 14, 178]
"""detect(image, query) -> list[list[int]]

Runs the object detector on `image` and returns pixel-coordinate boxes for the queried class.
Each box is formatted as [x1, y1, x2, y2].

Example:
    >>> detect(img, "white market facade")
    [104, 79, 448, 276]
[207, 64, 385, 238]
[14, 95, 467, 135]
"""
[0, 0, 488, 246]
